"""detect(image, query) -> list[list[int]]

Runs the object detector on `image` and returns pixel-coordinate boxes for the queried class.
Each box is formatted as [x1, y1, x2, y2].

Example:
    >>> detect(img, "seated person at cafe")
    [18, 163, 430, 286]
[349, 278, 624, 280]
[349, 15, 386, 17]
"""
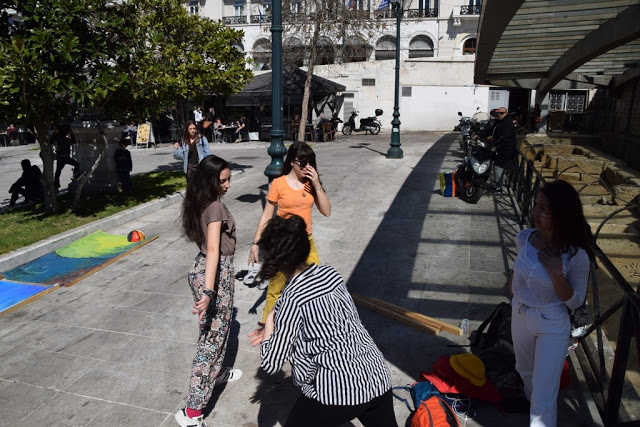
[9, 159, 43, 207]
[213, 117, 223, 143]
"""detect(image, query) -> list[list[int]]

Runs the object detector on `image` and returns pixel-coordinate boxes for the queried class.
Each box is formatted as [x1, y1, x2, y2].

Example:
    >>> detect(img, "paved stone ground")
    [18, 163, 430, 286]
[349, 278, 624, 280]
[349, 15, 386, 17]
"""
[0, 133, 601, 426]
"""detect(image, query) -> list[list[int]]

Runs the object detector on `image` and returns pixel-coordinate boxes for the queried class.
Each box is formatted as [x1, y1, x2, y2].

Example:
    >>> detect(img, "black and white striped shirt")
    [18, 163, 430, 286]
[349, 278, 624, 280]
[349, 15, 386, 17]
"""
[260, 264, 392, 405]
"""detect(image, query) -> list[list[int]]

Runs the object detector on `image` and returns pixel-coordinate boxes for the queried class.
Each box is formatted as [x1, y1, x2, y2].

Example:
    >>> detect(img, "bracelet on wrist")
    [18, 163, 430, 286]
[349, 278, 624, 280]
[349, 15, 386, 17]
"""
[202, 288, 214, 298]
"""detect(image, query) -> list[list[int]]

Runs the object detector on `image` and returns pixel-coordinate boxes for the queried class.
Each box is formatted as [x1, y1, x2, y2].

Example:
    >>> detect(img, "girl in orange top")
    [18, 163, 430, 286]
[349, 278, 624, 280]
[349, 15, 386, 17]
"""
[248, 142, 331, 344]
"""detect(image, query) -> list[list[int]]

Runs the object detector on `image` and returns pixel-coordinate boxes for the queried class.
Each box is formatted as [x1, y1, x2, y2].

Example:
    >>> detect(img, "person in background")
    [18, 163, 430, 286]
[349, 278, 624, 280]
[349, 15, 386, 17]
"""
[205, 107, 216, 141]
[491, 107, 517, 192]
[176, 155, 243, 427]
[52, 124, 82, 190]
[124, 121, 137, 145]
[9, 159, 43, 207]
[194, 106, 203, 133]
[6, 123, 18, 138]
[234, 116, 247, 143]
[248, 142, 331, 339]
[114, 139, 133, 192]
[253, 215, 397, 427]
[510, 180, 593, 427]
[213, 117, 223, 143]
[173, 120, 210, 184]
[291, 114, 300, 142]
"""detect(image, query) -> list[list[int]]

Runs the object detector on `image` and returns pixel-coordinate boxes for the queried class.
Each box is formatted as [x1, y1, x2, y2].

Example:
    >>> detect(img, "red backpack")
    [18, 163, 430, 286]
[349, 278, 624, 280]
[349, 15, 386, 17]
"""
[411, 395, 460, 427]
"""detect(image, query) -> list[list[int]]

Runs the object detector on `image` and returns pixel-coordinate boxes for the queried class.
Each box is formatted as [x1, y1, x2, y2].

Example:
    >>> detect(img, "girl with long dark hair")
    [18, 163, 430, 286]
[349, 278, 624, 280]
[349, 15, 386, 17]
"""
[510, 180, 594, 427]
[255, 215, 397, 427]
[176, 155, 242, 427]
[247, 142, 331, 344]
[173, 120, 211, 183]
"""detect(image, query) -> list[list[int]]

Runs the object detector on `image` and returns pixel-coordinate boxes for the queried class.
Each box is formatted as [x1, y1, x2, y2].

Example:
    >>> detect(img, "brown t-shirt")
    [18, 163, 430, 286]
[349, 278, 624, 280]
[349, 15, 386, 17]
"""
[200, 200, 236, 256]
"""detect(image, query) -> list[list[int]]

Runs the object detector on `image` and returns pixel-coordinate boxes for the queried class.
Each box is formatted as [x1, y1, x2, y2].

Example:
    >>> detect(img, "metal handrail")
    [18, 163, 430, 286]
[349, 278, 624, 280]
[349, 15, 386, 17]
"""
[507, 145, 640, 426]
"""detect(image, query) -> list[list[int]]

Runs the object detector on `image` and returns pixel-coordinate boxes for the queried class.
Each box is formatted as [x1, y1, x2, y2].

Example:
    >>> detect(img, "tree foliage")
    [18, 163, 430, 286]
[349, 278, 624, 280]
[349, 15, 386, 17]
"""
[0, 0, 252, 213]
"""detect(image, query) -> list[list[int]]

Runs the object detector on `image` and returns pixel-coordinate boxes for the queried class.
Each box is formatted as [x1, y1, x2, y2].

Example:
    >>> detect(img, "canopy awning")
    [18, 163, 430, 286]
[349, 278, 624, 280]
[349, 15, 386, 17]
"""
[226, 68, 346, 107]
[474, 0, 640, 101]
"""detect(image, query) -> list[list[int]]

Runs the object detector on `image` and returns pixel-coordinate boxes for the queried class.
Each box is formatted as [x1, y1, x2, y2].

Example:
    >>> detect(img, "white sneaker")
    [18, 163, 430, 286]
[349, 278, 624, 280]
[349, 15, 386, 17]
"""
[216, 367, 243, 384]
[244, 265, 261, 287]
[257, 280, 268, 291]
[175, 408, 208, 427]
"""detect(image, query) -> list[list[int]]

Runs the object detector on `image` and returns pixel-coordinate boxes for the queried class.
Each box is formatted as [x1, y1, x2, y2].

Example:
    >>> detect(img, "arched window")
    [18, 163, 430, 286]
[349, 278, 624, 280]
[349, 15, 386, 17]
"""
[253, 39, 271, 70]
[463, 38, 476, 55]
[284, 37, 304, 67]
[343, 36, 371, 63]
[409, 35, 434, 58]
[315, 37, 335, 65]
[375, 36, 396, 60]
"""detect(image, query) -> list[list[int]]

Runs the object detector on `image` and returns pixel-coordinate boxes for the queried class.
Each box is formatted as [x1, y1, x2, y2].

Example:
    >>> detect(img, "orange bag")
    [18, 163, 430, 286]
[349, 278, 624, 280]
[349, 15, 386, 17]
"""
[202, 120, 212, 129]
[411, 395, 460, 427]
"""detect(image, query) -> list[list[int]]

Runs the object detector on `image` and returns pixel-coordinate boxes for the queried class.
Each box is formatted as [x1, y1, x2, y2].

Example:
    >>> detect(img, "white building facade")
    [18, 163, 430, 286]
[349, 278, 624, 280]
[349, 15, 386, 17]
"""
[188, 0, 489, 131]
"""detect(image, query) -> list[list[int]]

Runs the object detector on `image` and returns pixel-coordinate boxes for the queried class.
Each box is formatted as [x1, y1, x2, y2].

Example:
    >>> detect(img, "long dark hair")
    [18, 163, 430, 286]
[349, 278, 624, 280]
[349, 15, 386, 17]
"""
[181, 120, 201, 145]
[257, 215, 310, 282]
[281, 141, 318, 178]
[181, 155, 230, 249]
[540, 180, 594, 260]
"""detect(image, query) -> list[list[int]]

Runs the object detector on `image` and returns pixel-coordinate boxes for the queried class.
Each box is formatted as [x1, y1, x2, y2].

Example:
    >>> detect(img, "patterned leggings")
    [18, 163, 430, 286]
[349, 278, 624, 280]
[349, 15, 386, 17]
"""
[186, 252, 235, 410]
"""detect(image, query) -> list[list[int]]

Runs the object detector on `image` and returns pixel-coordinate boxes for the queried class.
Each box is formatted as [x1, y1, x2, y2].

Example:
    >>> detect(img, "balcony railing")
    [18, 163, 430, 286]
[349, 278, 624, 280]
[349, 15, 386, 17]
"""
[376, 8, 437, 19]
[250, 14, 272, 23]
[222, 15, 247, 25]
[405, 8, 438, 18]
[460, 5, 481, 15]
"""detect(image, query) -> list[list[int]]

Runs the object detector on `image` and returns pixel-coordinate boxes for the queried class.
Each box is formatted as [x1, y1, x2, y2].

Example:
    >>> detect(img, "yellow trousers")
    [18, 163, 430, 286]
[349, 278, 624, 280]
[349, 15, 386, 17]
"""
[262, 234, 319, 323]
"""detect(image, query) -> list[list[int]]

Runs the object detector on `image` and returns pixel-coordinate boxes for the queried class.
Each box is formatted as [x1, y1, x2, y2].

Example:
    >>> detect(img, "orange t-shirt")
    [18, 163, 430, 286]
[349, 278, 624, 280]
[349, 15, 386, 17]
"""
[267, 176, 315, 234]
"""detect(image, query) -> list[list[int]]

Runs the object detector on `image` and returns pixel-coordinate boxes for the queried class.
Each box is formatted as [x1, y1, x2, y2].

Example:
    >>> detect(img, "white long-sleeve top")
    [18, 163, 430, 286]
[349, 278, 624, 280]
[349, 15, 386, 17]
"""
[260, 264, 392, 405]
[512, 229, 590, 310]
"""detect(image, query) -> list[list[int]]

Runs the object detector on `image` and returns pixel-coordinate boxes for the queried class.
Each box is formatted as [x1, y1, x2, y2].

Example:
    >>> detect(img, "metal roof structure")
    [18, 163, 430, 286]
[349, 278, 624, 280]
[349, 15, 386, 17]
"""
[474, 0, 640, 102]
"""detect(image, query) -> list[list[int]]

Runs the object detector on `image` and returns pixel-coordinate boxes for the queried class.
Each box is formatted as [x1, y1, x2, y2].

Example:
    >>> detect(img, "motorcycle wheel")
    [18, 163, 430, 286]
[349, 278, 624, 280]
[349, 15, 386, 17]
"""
[371, 123, 381, 135]
[342, 124, 352, 135]
[457, 176, 484, 204]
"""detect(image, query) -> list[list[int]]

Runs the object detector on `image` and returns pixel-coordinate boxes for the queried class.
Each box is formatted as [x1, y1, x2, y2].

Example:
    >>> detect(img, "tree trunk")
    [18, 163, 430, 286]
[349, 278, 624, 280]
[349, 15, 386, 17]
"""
[35, 121, 58, 214]
[70, 121, 106, 213]
[297, 9, 322, 142]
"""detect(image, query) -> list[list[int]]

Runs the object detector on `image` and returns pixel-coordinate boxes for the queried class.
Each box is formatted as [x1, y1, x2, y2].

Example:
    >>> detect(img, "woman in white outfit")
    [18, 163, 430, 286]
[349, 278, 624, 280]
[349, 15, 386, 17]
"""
[510, 180, 593, 427]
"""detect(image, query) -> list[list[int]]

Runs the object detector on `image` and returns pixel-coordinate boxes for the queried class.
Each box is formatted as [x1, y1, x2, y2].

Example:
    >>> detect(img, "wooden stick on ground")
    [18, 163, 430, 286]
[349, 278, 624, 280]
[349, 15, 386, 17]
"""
[352, 293, 463, 336]
[368, 296, 463, 336]
[352, 293, 441, 335]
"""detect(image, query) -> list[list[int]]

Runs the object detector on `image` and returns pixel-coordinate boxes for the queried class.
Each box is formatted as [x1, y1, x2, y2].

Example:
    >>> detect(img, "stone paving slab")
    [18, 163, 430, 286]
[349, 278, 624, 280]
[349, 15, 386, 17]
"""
[0, 133, 601, 426]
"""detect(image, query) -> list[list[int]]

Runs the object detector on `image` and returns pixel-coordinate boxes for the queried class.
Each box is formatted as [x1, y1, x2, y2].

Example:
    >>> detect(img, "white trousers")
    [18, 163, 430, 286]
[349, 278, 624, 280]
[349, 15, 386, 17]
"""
[511, 299, 570, 427]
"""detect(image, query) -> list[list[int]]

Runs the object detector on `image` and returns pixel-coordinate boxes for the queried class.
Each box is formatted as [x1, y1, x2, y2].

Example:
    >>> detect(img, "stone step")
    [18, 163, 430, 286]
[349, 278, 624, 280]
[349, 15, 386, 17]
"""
[589, 223, 640, 237]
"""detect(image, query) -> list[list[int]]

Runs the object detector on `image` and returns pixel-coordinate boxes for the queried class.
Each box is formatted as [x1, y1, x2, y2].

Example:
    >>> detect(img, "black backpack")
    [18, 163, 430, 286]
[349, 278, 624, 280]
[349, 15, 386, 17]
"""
[470, 302, 513, 351]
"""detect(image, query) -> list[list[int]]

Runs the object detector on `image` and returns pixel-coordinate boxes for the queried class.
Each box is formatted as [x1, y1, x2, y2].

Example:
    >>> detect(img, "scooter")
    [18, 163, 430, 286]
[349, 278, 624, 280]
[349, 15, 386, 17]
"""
[456, 122, 497, 204]
[342, 109, 382, 135]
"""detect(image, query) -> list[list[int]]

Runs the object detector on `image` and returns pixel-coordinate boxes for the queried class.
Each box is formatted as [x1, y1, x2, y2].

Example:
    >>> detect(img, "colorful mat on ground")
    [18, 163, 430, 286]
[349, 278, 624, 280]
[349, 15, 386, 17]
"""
[0, 230, 156, 315]
[0, 280, 58, 314]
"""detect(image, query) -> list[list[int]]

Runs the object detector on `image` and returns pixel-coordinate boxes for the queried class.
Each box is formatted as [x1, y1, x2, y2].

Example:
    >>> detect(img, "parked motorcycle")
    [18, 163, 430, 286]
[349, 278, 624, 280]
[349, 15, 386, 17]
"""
[342, 109, 382, 135]
[456, 120, 496, 203]
[454, 112, 472, 152]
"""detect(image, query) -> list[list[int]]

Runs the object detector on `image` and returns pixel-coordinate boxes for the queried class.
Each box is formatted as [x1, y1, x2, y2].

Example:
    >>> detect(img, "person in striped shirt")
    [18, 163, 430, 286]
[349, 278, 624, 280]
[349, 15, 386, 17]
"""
[251, 215, 398, 427]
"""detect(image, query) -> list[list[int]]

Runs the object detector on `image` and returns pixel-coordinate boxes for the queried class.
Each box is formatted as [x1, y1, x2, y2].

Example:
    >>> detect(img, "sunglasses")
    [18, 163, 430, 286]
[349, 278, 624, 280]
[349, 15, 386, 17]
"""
[294, 159, 308, 168]
[498, 111, 508, 116]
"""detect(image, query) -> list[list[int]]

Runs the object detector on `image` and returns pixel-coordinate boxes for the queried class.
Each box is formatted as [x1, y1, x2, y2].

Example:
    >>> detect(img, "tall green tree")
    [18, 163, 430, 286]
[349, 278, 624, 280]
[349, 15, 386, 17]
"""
[107, 0, 253, 130]
[0, 0, 252, 213]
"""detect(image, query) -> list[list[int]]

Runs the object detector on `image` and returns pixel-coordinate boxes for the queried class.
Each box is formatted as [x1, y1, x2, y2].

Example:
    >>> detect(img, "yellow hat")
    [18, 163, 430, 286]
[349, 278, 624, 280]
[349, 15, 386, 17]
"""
[449, 353, 486, 387]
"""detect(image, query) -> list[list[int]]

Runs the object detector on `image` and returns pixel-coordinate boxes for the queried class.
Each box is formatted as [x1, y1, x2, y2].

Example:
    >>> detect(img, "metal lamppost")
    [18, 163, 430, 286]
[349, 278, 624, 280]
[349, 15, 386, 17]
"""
[386, 0, 404, 159]
[264, 0, 287, 180]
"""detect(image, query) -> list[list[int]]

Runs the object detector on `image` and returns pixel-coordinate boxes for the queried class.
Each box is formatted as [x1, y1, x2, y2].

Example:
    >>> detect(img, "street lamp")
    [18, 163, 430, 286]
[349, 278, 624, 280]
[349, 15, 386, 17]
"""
[264, 0, 287, 181]
[386, 0, 404, 159]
